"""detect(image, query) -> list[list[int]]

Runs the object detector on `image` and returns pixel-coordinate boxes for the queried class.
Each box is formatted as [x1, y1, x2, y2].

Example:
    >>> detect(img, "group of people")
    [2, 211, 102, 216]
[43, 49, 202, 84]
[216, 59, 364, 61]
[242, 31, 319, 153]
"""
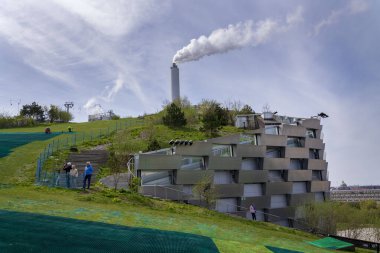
[62, 161, 93, 189]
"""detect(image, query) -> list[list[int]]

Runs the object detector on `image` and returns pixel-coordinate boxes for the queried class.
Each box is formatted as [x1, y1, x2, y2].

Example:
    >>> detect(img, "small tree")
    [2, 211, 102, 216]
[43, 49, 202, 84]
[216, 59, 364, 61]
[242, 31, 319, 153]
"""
[193, 174, 216, 208]
[108, 149, 128, 191]
[20, 102, 45, 122]
[48, 105, 60, 123]
[239, 104, 254, 114]
[162, 103, 187, 127]
[146, 138, 161, 152]
[200, 101, 229, 136]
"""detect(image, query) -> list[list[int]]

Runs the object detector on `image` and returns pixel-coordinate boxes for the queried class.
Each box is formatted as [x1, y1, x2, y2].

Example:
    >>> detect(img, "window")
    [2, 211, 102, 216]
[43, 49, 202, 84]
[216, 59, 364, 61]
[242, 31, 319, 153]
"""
[241, 158, 261, 170]
[312, 170, 322, 180]
[266, 147, 283, 158]
[292, 182, 307, 194]
[270, 195, 287, 208]
[265, 125, 279, 135]
[141, 171, 173, 186]
[289, 159, 305, 170]
[214, 171, 234, 184]
[180, 156, 205, 170]
[306, 129, 316, 138]
[239, 134, 260, 145]
[309, 149, 320, 159]
[287, 137, 304, 147]
[212, 144, 233, 157]
[243, 184, 263, 197]
[268, 170, 285, 182]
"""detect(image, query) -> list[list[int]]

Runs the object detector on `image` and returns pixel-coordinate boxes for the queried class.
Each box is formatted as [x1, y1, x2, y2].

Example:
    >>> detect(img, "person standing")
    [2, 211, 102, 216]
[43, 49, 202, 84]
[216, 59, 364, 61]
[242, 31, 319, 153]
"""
[249, 203, 256, 221]
[63, 162, 72, 188]
[83, 161, 93, 190]
[70, 164, 78, 188]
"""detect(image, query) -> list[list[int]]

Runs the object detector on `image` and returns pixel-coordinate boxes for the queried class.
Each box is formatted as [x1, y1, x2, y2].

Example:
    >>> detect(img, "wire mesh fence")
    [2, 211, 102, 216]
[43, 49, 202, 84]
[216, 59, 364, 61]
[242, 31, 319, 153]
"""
[35, 120, 144, 186]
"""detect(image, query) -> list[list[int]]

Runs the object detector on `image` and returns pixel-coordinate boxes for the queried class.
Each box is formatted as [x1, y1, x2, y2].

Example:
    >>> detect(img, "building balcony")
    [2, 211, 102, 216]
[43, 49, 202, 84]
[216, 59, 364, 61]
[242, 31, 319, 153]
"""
[138, 154, 181, 170]
[176, 142, 212, 156]
[236, 145, 266, 157]
[241, 196, 270, 210]
[286, 170, 312, 182]
[281, 125, 306, 137]
[266, 182, 293, 195]
[263, 158, 290, 170]
[300, 118, 321, 129]
[308, 159, 328, 170]
[238, 170, 268, 183]
[215, 184, 243, 198]
[208, 157, 241, 170]
[310, 181, 330, 192]
[285, 147, 309, 159]
[305, 138, 325, 150]
[261, 135, 287, 147]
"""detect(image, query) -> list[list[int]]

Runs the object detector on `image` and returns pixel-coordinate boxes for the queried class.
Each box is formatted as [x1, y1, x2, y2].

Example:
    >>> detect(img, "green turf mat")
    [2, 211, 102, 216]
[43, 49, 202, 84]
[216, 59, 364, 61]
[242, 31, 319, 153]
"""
[265, 245, 304, 253]
[0, 132, 61, 158]
[0, 210, 219, 253]
[307, 237, 354, 250]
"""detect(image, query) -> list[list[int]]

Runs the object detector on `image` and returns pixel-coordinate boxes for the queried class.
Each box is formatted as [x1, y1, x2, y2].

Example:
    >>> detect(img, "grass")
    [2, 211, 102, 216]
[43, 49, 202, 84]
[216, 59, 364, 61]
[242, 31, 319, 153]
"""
[0, 185, 349, 253]
[0, 118, 372, 252]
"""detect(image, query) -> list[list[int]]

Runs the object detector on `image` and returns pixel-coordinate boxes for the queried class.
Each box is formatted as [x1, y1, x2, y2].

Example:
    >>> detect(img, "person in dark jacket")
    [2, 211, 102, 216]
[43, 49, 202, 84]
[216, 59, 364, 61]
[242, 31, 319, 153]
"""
[63, 162, 72, 188]
[83, 161, 93, 190]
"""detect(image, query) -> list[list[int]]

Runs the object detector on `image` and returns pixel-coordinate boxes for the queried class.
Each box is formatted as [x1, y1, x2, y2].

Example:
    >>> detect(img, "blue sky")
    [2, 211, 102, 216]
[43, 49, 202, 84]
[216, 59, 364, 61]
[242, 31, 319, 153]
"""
[0, 0, 379, 185]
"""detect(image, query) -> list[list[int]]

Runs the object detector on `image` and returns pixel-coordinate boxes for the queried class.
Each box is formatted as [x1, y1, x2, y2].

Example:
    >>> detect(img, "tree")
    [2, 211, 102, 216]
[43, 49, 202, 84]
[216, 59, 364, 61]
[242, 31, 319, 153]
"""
[162, 103, 187, 127]
[20, 102, 45, 122]
[146, 138, 161, 152]
[58, 111, 73, 123]
[239, 104, 254, 114]
[193, 173, 216, 208]
[200, 101, 229, 136]
[108, 150, 128, 191]
[48, 105, 60, 123]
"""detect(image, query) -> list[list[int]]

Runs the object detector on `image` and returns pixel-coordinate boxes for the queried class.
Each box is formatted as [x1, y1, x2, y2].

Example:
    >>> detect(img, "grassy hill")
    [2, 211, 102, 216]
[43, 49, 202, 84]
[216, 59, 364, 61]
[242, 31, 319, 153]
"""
[0, 119, 371, 253]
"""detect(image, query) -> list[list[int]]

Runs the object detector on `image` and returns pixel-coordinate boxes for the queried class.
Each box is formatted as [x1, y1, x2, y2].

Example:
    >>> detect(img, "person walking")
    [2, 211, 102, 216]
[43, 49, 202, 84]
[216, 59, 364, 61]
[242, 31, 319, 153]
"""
[70, 164, 78, 188]
[63, 162, 72, 188]
[249, 203, 256, 221]
[83, 161, 93, 190]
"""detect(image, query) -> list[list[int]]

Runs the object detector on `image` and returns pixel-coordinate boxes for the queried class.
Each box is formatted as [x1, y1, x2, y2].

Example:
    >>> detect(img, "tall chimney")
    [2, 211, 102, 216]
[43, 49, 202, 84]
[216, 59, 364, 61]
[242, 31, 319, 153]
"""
[171, 63, 180, 102]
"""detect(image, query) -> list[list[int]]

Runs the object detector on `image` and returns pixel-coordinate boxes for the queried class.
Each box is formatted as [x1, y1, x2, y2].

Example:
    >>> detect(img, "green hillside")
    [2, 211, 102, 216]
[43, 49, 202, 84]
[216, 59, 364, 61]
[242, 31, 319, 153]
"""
[0, 119, 370, 253]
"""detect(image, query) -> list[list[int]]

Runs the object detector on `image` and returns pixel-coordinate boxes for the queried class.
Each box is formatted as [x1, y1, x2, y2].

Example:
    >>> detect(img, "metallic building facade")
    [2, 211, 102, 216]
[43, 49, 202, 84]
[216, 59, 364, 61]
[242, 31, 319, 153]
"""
[135, 113, 330, 226]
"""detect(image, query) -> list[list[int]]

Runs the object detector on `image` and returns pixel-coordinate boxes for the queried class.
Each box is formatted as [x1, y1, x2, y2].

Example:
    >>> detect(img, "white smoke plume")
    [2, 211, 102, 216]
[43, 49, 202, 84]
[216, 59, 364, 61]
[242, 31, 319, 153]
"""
[173, 7, 303, 64]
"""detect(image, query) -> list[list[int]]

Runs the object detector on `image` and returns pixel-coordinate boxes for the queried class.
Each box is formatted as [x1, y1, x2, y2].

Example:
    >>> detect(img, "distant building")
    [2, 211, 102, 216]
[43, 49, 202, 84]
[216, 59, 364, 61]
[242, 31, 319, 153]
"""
[135, 112, 329, 227]
[331, 184, 380, 202]
[88, 110, 116, 122]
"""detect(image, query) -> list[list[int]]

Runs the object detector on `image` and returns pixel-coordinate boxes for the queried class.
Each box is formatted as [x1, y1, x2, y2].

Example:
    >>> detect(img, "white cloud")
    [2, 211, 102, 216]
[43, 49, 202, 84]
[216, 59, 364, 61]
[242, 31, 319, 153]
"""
[313, 0, 369, 36]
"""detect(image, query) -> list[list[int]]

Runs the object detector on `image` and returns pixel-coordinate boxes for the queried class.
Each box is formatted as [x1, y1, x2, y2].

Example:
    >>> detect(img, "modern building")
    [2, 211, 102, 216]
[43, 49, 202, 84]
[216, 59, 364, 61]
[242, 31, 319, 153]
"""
[135, 112, 330, 227]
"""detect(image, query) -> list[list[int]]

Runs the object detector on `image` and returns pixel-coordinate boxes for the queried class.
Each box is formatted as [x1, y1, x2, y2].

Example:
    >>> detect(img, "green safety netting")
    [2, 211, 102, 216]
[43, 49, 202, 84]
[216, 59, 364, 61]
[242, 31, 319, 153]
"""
[0, 210, 220, 253]
[0, 132, 60, 158]
[307, 237, 354, 250]
[265, 245, 304, 253]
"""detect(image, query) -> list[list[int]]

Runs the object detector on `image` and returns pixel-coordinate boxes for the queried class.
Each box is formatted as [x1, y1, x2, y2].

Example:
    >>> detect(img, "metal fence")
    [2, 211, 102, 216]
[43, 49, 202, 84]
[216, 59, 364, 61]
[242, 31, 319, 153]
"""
[35, 120, 144, 186]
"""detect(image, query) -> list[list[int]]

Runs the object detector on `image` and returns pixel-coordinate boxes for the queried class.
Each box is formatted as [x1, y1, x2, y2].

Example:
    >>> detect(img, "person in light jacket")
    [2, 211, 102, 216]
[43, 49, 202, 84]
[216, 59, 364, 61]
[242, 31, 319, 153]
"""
[249, 204, 256, 221]
[83, 161, 93, 190]
[70, 165, 78, 188]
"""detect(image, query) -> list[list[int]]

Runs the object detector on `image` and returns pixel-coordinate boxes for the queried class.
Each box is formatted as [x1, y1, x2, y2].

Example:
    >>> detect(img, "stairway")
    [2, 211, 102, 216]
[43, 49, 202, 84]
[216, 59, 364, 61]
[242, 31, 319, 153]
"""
[52, 149, 109, 188]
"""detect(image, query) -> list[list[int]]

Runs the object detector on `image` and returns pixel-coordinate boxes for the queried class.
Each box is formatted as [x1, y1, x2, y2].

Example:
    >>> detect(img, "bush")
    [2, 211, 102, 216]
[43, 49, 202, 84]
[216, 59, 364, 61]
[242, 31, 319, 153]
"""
[162, 103, 187, 128]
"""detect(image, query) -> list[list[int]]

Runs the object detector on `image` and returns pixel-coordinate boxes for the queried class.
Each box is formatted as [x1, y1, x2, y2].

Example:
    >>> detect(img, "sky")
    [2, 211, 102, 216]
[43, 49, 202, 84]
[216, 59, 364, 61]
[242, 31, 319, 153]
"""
[0, 0, 379, 186]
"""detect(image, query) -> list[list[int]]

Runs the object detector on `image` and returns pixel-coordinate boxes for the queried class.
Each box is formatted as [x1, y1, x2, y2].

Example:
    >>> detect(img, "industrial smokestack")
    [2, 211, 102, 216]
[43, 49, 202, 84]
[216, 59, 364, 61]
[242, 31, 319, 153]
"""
[171, 63, 180, 102]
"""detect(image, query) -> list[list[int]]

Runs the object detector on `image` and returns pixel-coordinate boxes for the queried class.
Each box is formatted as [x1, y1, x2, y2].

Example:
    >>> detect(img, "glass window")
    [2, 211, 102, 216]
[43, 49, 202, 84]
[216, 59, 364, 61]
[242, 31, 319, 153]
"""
[243, 184, 263, 197]
[266, 147, 282, 158]
[241, 158, 261, 170]
[212, 144, 233, 157]
[268, 170, 285, 182]
[287, 137, 304, 147]
[213, 171, 233, 184]
[270, 195, 287, 208]
[312, 170, 322, 180]
[141, 171, 173, 186]
[265, 125, 279, 135]
[315, 192, 324, 202]
[292, 182, 307, 194]
[180, 156, 205, 170]
[309, 149, 320, 159]
[289, 159, 304, 170]
[239, 134, 260, 145]
[215, 198, 237, 213]
[306, 129, 316, 138]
